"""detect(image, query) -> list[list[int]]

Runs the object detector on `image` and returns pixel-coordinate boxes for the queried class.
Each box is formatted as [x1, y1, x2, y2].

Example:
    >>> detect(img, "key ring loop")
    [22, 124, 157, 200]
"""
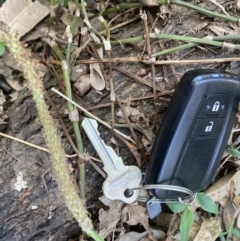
[131, 184, 196, 204]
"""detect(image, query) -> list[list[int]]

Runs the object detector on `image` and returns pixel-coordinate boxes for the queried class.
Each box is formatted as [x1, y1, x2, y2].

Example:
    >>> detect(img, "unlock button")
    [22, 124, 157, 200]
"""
[190, 118, 225, 139]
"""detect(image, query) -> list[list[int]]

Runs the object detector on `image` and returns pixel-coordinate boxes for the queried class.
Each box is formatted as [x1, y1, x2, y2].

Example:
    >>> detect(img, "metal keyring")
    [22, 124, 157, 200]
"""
[131, 184, 196, 204]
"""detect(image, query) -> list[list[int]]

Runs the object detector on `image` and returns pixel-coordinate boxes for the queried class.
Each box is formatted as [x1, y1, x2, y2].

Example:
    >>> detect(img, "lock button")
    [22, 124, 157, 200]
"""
[190, 118, 225, 139]
[212, 101, 220, 111]
[199, 94, 229, 118]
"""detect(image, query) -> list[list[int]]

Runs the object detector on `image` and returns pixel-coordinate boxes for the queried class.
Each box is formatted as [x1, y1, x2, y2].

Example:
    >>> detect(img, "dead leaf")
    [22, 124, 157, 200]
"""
[208, 24, 240, 36]
[73, 74, 91, 96]
[0, 90, 5, 116]
[119, 231, 147, 241]
[236, 0, 240, 10]
[153, 213, 174, 229]
[142, 136, 151, 153]
[141, 126, 154, 142]
[167, 213, 180, 238]
[89, 62, 105, 91]
[122, 205, 148, 225]
[222, 199, 235, 230]
[208, 25, 227, 36]
[5, 78, 26, 91]
[71, 64, 89, 82]
[0, 89, 6, 106]
[21, 23, 48, 42]
[233, 195, 240, 207]
[0, 0, 50, 38]
[142, 0, 158, 6]
[150, 227, 166, 240]
[0, 106, 4, 117]
[89, 17, 104, 32]
[0, 60, 13, 77]
[157, 5, 172, 24]
[98, 196, 124, 238]
[139, 238, 150, 241]
[116, 105, 149, 126]
[237, 215, 240, 228]
[188, 221, 202, 241]
[3, 51, 22, 71]
[67, 0, 75, 15]
[60, 8, 83, 30]
[205, 171, 240, 203]
[193, 217, 220, 241]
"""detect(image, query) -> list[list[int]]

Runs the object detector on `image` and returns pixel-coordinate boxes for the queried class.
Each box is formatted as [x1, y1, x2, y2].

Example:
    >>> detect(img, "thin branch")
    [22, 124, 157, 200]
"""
[51, 88, 136, 144]
[115, 94, 145, 167]
[77, 57, 240, 65]
[142, 10, 159, 129]
[147, 10, 179, 84]
[110, 65, 173, 94]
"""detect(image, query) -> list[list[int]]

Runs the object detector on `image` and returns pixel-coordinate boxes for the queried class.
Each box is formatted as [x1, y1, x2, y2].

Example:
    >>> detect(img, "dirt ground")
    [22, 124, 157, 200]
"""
[1, 0, 240, 240]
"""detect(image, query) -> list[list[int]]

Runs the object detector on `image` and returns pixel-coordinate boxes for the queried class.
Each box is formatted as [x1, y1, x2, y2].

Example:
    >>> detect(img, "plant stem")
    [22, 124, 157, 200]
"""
[109, 36, 144, 45]
[66, 0, 80, 63]
[153, 35, 240, 57]
[109, 34, 240, 49]
[89, 230, 105, 241]
[50, 39, 85, 198]
[0, 22, 101, 240]
[172, 0, 239, 23]
[106, 34, 240, 57]
[100, 0, 239, 24]
[63, 0, 86, 197]
[62, 61, 85, 199]
[153, 43, 196, 57]
[51, 41, 64, 60]
[81, 0, 102, 39]
[47, 0, 57, 26]
[152, 33, 240, 48]
[98, 4, 117, 141]
[71, 0, 80, 33]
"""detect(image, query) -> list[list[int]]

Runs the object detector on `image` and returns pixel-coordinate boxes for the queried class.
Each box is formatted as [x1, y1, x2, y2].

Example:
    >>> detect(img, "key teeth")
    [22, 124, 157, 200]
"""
[103, 166, 142, 203]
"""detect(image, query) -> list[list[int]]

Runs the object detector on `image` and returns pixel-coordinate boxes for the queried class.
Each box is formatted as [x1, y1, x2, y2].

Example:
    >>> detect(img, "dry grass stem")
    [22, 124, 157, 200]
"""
[77, 57, 240, 64]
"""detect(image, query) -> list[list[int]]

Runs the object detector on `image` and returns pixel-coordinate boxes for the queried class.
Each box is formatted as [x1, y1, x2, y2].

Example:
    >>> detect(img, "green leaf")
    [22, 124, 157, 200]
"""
[180, 208, 194, 241]
[228, 148, 240, 158]
[196, 193, 218, 214]
[232, 228, 240, 238]
[59, 0, 68, 6]
[219, 231, 228, 237]
[0, 41, 5, 56]
[167, 202, 188, 213]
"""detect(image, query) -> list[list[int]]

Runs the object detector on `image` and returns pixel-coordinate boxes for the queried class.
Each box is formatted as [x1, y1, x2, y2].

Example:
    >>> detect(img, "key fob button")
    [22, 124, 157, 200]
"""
[174, 138, 218, 190]
[190, 118, 225, 139]
[155, 138, 218, 199]
[199, 94, 229, 118]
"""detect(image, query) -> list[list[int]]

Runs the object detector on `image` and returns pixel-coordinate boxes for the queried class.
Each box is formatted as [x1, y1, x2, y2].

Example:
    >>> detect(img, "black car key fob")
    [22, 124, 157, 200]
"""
[145, 69, 240, 199]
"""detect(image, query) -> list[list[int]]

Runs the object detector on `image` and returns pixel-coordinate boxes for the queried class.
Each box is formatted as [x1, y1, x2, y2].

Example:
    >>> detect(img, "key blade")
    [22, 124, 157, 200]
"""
[82, 118, 119, 172]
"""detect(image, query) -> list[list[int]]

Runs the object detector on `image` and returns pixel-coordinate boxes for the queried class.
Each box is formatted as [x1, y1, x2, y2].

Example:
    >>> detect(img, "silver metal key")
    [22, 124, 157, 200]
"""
[82, 118, 142, 203]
